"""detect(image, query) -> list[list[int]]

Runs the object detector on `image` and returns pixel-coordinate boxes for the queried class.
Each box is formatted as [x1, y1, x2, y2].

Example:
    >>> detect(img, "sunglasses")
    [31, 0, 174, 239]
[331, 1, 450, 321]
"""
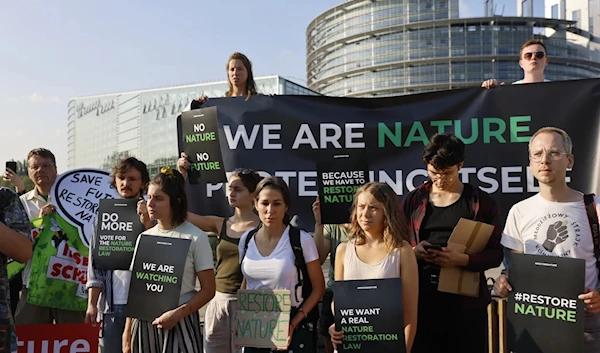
[523, 51, 545, 60]
[234, 168, 253, 174]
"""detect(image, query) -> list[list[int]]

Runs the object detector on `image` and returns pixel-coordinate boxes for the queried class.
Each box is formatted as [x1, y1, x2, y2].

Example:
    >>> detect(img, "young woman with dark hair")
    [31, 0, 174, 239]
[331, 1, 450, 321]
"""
[122, 167, 216, 353]
[328, 182, 419, 352]
[178, 155, 263, 353]
[238, 176, 325, 353]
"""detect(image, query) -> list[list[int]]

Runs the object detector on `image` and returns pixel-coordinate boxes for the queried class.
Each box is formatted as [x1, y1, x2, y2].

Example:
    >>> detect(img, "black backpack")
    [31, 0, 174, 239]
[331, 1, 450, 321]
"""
[240, 225, 319, 347]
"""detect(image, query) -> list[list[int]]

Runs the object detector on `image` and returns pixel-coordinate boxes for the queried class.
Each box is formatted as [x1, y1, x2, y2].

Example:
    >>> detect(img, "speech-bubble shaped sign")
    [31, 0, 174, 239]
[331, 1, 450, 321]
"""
[51, 168, 119, 246]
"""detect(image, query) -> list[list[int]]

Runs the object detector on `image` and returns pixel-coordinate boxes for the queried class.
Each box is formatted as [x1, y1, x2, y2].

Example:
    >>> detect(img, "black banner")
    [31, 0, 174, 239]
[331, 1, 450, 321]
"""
[126, 235, 191, 321]
[177, 106, 227, 184]
[507, 253, 585, 353]
[94, 199, 146, 270]
[186, 79, 600, 230]
[334, 278, 405, 353]
[316, 149, 369, 224]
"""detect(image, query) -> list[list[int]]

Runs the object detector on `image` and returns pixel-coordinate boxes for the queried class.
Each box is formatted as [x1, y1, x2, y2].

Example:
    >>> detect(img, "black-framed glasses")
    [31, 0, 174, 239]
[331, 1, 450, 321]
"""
[523, 51, 545, 60]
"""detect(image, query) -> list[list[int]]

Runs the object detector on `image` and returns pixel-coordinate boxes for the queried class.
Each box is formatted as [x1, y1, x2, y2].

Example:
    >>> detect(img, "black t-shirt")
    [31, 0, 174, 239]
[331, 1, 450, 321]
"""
[420, 193, 472, 247]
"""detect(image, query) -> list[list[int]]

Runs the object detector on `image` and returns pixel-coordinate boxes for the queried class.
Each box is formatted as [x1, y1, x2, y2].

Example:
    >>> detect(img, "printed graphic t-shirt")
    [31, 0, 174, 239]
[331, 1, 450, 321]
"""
[501, 193, 600, 290]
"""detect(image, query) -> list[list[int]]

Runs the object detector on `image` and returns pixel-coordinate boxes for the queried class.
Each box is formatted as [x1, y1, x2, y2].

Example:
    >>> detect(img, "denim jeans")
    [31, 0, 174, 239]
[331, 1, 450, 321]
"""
[100, 304, 127, 353]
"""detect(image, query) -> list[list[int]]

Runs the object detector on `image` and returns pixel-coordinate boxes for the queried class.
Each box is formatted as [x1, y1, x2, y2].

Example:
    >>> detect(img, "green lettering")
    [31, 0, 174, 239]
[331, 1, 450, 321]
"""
[430, 120, 453, 134]
[483, 118, 507, 143]
[403, 122, 428, 147]
[454, 119, 479, 144]
[510, 116, 532, 142]
[524, 304, 535, 315]
[515, 303, 525, 314]
[567, 310, 577, 322]
[378, 122, 401, 147]
[556, 308, 567, 321]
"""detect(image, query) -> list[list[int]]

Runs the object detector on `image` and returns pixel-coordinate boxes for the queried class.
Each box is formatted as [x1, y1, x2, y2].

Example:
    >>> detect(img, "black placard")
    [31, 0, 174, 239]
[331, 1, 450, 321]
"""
[177, 106, 227, 184]
[316, 150, 369, 224]
[126, 235, 191, 321]
[507, 253, 585, 353]
[334, 278, 405, 353]
[93, 199, 146, 270]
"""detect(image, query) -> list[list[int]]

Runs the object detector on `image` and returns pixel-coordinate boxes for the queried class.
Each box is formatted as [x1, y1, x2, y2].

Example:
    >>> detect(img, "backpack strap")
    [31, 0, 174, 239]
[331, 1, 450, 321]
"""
[240, 226, 260, 263]
[288, 226, 319, 351]
[584, 194, 600, 279]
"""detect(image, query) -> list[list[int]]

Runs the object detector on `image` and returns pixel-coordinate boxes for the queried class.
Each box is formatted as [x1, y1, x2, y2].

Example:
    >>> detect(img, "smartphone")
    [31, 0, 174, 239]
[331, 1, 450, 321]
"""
[5, 161, 17, 173]
[423, 244, 443, 252]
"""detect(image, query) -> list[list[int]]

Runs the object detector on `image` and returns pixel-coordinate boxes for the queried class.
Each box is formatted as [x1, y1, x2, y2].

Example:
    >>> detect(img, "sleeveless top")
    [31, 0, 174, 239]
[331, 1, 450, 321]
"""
[215, 218, 243, 294]
[344, 239, 402, 280]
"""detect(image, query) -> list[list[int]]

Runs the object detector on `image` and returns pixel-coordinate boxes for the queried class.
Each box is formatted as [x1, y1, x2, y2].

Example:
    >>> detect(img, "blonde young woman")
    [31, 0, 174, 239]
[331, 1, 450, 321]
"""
[328, 182, 419, 353]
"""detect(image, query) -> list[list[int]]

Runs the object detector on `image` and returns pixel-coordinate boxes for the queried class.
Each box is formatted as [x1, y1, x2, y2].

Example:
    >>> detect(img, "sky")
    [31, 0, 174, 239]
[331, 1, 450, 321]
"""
[0, 0, 530, 172]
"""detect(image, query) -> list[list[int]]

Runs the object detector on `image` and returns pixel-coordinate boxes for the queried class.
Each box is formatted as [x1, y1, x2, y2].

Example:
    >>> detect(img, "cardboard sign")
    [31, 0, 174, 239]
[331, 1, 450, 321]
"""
[93, 199, 146, 270]
[507, 253, 585, 353]
[177, 106, 227, 184]
[17, 323, 100, 353]
[126, 235, 191, 321]
[334, 278, 405, 353]
[51, 168, 120, 246]
[234, 289, 291, 349]
[438, 218, 494, 297]
[316, 150, 369, 224]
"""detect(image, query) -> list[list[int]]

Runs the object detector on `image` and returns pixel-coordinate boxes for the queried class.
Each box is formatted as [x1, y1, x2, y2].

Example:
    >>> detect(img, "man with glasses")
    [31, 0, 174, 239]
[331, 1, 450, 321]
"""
[494, 127, 600, 351]
[401, 133, 503, 353]
[481, 39, 550, 88]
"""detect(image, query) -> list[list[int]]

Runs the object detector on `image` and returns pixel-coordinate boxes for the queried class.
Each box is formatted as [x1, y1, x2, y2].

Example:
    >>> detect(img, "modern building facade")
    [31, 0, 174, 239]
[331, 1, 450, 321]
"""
[67, 76, 317, 175]
[306, 0, 600, 97]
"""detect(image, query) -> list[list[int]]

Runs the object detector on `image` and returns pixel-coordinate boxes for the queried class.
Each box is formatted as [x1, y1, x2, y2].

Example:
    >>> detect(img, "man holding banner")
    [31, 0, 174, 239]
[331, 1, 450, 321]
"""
[494, 127, 600, 351]
[86, 157, 151, 353]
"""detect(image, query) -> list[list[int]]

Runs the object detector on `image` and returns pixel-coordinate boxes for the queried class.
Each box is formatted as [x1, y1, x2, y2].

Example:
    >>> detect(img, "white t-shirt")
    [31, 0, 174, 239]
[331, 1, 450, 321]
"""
[512, 79, 551, 84]
[239, 226, 319, 307]
[501, 193, 600, 290]
[112, 270, 132, 305]
[137, 221, 215, 305]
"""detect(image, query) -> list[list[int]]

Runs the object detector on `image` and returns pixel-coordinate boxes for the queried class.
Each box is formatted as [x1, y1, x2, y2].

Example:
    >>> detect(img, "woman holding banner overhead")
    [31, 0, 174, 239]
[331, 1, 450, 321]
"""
[178, 157, 262, 353]
[238, 176, 325, 353]
[188, 52, 258, 109]
[122, 167, 216, 353]
[328, 182, 419, 352]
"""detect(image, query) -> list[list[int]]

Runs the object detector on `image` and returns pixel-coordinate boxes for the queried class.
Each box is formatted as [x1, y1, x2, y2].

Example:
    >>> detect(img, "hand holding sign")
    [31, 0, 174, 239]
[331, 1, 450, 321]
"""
[152, 308, 183, 330]
[579, 288, 600, 313]
[39, 204, 57, 218]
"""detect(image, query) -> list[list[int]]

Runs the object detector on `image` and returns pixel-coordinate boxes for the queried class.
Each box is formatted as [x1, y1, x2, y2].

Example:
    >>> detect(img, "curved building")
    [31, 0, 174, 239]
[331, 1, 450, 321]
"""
[307, 0, 600, 97]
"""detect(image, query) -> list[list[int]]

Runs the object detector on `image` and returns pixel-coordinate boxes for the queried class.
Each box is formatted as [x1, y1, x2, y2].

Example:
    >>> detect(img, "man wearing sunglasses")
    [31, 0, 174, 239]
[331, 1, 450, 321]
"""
[482, 39, 550, 88]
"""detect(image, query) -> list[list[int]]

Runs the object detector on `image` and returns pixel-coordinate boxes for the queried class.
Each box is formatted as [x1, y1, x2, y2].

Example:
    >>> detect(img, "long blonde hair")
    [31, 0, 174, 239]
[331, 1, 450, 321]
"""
[349, 182, 408, 250]
[225, 52, 257, 101]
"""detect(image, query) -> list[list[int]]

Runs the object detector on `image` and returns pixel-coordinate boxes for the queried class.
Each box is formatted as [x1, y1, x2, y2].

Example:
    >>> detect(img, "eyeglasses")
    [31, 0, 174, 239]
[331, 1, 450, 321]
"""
[427, 170, 456, 182]
[28, 163, 55, 171]
[523, 51, 545, 60]
[529, 150, 569, 162]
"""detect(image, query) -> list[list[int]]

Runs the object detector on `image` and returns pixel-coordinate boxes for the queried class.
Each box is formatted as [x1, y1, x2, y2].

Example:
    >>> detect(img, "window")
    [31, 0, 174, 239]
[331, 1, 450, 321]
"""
[572, 10, 581, 24]
[551, 4, 558, 19]
[591, 17, 595, 34]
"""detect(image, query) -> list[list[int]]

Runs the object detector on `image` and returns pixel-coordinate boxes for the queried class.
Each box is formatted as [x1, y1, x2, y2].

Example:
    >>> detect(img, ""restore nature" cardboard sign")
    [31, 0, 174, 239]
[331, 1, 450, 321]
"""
[234, 289, 291, 349]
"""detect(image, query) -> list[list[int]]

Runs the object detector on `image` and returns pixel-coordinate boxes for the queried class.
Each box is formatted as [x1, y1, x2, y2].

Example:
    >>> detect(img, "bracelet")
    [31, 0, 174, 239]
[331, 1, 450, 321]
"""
[298, 307, 307, 319]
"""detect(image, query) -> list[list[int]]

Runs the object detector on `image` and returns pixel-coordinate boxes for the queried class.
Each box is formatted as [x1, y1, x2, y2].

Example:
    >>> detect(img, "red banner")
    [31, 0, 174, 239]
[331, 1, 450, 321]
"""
[16, 324, 99, 353]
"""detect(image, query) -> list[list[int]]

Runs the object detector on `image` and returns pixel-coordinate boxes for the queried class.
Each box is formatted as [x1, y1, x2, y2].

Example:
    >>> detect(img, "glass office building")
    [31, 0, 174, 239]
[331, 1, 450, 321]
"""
[307, 0, 600, 97]
[67, 76, 317, 175]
